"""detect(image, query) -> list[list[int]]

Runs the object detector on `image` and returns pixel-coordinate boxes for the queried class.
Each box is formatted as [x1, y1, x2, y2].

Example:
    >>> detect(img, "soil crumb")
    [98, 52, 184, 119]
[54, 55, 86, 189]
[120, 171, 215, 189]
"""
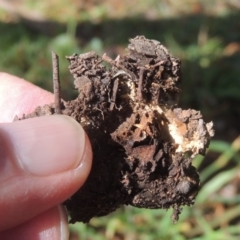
[17, 36, 214, 223]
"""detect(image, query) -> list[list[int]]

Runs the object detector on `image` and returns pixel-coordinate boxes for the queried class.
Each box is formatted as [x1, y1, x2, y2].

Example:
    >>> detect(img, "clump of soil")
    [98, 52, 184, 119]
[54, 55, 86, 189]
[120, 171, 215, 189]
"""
[17, 36, 214, 223]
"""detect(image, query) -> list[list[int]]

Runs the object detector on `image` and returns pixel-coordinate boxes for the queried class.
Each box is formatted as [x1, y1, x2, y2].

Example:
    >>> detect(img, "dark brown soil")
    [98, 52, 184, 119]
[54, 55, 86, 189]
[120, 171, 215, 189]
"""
[16, 36, 214, 223]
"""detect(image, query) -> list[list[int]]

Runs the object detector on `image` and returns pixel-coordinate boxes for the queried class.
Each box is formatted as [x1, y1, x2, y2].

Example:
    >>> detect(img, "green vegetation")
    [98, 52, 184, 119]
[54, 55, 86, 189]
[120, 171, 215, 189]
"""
[1, 1, 240, 239]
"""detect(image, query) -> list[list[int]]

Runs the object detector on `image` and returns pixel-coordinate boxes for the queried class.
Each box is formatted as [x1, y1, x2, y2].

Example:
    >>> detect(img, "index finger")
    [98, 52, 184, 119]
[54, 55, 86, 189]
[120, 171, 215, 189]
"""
[0, 73, 54, 123]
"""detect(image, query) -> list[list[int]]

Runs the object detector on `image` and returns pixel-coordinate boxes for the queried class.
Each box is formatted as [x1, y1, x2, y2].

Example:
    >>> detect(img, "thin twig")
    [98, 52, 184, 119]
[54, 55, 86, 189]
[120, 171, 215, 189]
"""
[110, 78, 119, 111]
[52, 51, 62, 114]
[102, 53, 137, 81]
[137, 67, 144, 101]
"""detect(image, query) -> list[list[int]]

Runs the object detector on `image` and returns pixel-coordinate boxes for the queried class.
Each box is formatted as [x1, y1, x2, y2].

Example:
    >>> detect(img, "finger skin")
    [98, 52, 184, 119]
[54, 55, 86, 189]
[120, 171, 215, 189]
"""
[0, 206, 68, 240]
[0, 72, 54, 123]
[0, 133, 92, 230]
[0, 73, 92, 237]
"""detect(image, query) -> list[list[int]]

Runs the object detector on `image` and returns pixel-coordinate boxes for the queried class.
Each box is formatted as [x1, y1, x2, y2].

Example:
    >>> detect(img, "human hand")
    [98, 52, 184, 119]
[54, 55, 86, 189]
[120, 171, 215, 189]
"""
[0, 73, 92, 240]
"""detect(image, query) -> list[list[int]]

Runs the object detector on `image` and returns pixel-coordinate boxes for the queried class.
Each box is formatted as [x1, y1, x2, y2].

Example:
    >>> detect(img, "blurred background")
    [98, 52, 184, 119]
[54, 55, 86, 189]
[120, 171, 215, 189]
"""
[1, 0, 240, 239]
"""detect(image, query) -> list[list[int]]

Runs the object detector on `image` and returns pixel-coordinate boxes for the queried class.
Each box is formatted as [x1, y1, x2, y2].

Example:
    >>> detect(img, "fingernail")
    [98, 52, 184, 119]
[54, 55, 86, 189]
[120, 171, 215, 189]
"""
[0, 115, 86, 176]
[58, 205, 69, 240]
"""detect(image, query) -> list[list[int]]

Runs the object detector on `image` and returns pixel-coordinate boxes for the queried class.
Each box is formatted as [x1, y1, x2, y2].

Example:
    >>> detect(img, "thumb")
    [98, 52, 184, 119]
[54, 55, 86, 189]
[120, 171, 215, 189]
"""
[0, 115, 92, 231]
